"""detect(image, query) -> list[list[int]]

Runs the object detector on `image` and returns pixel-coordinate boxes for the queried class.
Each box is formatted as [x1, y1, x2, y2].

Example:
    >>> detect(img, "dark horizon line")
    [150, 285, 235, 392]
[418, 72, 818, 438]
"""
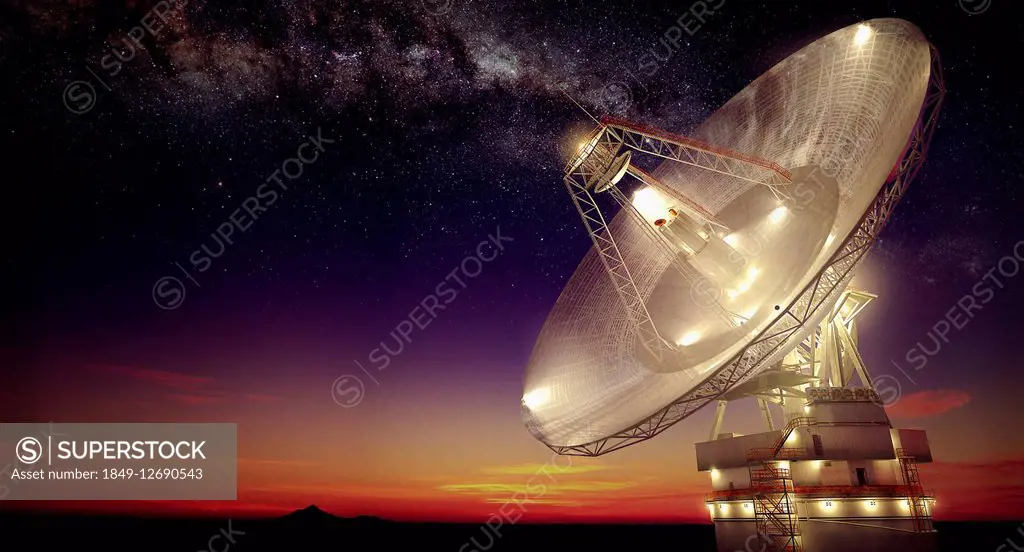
[0, 505, 1019, 525]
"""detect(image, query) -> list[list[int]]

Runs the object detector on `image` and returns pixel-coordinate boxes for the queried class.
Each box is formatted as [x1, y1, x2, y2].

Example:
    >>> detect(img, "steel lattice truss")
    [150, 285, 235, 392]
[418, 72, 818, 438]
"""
[602, 116, 794, 190]
[562, 143, 675, 363]
[560, 120, 763, 365]
[547, 44, 944, 457]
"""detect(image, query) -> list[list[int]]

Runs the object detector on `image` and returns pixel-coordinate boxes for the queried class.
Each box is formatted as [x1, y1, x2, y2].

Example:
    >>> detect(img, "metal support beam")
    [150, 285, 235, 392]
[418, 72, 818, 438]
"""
[758, 397, 776, 431]
[834, 315, 874, 389]
[824, 318, 843, 388]
[709, 400, 728, 441]
[563, 170, 675, 362]
[601, 116, 793, 191]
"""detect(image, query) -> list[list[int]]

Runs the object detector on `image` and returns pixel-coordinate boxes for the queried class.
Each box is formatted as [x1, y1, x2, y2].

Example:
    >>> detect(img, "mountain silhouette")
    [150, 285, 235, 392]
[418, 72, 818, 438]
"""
[280, 504, 337, 521]
[277, 505, 392, 528]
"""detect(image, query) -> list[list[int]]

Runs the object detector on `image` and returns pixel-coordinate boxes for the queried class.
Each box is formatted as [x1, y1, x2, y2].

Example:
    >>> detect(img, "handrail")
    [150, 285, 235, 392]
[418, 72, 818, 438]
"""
[706, 485, 936, 503]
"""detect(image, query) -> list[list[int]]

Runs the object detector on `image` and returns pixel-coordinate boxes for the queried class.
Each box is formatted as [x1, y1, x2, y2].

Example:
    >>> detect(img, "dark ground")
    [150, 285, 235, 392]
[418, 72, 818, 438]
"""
[0, 506, 1019, 551]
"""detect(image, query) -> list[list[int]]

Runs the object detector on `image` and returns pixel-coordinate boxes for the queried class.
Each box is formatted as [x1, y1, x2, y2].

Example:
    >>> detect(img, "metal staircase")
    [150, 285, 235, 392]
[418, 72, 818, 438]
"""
[896, 448, 933, 533]
[746, 417, 817, 552]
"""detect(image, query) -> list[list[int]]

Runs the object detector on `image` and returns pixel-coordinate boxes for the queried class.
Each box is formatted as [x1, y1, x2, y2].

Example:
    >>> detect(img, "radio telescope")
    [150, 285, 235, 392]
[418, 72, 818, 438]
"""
[524, 17, 946, 552]
[523, 19, 944, 551]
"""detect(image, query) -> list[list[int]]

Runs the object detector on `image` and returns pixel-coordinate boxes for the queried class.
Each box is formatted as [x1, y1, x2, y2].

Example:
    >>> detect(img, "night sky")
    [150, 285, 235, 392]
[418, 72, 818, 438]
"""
[2, 0, 1023, 522]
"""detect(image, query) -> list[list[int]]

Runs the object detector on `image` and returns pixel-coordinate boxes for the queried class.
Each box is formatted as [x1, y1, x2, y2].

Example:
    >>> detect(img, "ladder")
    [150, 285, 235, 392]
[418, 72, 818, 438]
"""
[896, 448, 933, 533]
[746, 417, 817, 552]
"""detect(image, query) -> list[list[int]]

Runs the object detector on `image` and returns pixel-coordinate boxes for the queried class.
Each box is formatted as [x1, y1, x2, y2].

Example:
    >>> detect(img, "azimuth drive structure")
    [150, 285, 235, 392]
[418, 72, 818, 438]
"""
[522, 19, 944, 552]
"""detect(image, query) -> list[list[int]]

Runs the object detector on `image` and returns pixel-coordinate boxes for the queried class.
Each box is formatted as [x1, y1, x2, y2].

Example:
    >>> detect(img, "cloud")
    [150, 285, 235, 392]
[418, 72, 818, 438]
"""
[238, 458, 321, 467]
[244, 394, 280, 403]
[439, 481, 637, 496]
[167, 389, 282, 406]
[926, 457, 1024, 477]
[479, 463, 609, 476]
[918, 456, 1024, 519]
[482, 497, 581, 506]
[168, 393, 224, 405]
[97, 364, 213, 390]
[94, 364, 279, 405]
[438, 460, 637, 507]
[885, 389, 970, 419]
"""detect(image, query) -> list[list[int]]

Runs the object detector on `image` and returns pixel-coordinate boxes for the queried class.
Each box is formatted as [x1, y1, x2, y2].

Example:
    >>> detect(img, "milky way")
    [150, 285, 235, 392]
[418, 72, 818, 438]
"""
[14, 0, 744, 140]
[3, 0, 1021, 296]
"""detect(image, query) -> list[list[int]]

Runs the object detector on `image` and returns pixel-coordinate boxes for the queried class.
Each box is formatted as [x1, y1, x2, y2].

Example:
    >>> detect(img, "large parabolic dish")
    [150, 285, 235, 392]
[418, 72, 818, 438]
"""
[522, 19, 944, 455]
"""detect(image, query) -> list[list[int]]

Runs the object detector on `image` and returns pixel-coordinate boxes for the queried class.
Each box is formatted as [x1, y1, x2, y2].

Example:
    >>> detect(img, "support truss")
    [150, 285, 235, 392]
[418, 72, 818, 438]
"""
[563, 162, 675, 363]
[601, 115, 794, 191]
[549, 47, 945, 457]
[560, 107, 796, 370]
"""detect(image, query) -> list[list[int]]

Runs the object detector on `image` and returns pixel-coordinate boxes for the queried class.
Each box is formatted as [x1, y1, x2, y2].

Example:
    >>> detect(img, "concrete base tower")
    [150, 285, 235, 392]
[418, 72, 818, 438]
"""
[696, 288, 937, 552]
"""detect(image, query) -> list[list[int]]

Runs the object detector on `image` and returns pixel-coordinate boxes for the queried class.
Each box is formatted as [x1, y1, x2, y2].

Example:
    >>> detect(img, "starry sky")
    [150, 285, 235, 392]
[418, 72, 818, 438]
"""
[1, 0, 1023, 522]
